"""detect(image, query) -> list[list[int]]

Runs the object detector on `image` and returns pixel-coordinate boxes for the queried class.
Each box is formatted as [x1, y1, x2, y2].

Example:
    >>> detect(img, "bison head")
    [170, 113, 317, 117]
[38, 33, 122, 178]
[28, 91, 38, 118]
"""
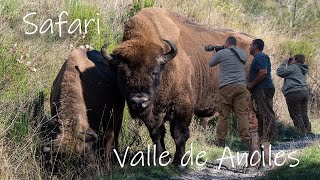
[101, 39, 177, 118]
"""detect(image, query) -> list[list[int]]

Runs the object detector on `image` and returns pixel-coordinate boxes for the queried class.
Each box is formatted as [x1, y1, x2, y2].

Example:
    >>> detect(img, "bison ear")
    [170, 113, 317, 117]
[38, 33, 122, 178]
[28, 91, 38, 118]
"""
[159, 39, 177, 65]
[101, 43, 117, 64]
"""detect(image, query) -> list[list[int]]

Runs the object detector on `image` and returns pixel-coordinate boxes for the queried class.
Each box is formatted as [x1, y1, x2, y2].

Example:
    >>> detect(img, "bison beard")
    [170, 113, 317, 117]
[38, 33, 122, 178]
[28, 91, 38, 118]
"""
[101, 7, 256, 166]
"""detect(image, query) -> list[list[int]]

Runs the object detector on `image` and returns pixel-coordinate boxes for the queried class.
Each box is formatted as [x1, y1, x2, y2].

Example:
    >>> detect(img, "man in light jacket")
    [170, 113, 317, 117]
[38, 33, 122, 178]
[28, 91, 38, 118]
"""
[209, 36, 251, 149]
[277, 54, 311, 135]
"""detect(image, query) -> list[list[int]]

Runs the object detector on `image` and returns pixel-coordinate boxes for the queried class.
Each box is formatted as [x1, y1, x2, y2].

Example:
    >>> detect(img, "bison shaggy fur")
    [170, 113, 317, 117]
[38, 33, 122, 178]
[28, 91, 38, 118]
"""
[102, 7, 256, 166]
[45, 48, 124, 173]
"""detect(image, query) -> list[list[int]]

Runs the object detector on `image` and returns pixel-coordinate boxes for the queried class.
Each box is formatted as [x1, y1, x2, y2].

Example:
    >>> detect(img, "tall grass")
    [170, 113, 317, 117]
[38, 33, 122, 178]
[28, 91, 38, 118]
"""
[0, 0, 319, 179]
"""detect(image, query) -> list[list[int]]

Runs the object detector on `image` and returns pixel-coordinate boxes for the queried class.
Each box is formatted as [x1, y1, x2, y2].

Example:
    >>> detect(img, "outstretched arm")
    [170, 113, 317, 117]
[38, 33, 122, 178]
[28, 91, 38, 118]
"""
[209, 51, 222, 67]
[277, 60, 295, 78]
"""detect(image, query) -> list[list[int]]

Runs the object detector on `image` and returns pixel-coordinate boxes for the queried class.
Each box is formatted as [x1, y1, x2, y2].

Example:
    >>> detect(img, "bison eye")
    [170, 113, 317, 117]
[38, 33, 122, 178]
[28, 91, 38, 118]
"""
[151, 66, 160, 74]
[152, 71, 159, 76]
[152, 74, 159, 83]
[151, 68, 160, 79]
[151, 68, 161, 87]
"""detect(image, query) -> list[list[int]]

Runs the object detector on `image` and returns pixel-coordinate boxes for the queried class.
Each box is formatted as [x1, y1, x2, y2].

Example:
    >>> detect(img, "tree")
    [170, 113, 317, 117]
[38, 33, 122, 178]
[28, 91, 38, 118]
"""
[277, 0, 319, 28]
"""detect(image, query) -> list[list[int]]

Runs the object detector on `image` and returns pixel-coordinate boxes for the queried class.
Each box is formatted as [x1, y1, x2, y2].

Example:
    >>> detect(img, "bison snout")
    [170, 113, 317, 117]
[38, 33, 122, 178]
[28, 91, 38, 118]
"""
[130, 95, 150, 110]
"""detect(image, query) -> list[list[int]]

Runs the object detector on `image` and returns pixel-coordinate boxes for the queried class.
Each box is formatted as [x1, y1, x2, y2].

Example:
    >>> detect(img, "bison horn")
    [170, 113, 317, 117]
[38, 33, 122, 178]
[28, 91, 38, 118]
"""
[101, 43, 114, 62]
[161, 39, 177, 64]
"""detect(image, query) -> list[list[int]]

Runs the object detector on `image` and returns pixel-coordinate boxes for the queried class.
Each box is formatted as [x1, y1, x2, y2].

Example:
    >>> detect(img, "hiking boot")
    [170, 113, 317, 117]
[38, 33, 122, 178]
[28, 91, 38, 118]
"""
[214, 139, 225, 147]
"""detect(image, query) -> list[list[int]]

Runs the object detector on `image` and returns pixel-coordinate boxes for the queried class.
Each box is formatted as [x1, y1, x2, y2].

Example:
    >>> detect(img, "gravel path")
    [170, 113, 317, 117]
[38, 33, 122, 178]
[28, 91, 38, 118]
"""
[174, 133, 320, 180]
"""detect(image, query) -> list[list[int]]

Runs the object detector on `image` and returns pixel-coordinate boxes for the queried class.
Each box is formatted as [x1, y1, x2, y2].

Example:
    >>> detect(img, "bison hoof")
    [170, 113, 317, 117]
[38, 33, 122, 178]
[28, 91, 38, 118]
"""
[172, 157, 188, 171]
[176, 164, 187, 171]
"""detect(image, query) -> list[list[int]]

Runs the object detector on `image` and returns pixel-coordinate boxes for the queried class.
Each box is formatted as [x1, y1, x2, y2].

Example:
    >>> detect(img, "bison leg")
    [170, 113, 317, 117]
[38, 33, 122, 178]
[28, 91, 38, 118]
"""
[112, 98, 125, 152]
[147, 123, 167, 160]
[105, 98, 125, 171]
[103, 128, 115, 171]
[170, 113, 192, 166]
[102, 102, 124, 172]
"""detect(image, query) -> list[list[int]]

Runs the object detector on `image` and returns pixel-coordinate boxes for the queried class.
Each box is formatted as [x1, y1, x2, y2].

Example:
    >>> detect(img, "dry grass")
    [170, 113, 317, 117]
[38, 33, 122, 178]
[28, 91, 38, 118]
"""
[0, 0, 319, 179]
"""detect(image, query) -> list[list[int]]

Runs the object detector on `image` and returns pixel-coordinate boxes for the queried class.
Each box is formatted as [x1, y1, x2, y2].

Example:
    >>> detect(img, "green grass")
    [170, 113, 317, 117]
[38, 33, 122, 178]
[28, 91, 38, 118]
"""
[6, 91, 45, 142]
[99, 139, 224, 180]
[262, 143, 320, 180]
[126, 0, 155, 18]
[0, 44, 29, 100]
[0, 0, 320, 179]
[64, 0, 122, 51]
[105, 115, 224, 179]
[0, 0, 20, 22]
[279, 39, 317, 64]
[100, 165, 180, 180]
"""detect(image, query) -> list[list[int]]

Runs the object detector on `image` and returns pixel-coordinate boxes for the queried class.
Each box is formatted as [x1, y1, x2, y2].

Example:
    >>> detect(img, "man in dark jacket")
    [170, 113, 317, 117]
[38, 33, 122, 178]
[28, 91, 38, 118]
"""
[277, 54, 311, 135]
[247, 39, 277, 169]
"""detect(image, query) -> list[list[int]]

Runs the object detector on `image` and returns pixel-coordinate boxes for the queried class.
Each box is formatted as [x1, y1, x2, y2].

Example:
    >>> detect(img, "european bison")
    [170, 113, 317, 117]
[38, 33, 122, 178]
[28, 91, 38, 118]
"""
[101, 7, 256, 166]
[45, 47, 124, 172]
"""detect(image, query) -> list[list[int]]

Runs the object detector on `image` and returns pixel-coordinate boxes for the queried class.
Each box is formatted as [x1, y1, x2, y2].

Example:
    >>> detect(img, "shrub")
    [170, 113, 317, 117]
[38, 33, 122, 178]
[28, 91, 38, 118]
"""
[127, 0, 155, 18]
[279, 39, 316, 66]
[64, 1, 120, 51]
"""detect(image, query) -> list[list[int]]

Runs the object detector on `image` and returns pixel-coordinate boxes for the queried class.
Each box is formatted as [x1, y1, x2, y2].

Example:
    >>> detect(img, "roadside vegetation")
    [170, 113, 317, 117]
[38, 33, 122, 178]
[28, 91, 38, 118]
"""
[0, 0, 319, 179]
[261, 142, 320, 180]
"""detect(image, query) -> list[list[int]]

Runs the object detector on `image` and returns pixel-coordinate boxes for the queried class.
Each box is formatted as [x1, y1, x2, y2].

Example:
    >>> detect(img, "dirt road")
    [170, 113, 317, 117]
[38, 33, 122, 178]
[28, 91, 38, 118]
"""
[176, 134, 320, 180]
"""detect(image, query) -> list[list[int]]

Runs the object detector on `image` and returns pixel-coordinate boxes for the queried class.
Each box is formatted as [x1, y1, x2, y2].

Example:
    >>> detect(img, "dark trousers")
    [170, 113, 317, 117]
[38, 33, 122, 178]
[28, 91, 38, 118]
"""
[252, 88, 277, 142]
[285, 90, 311, 134]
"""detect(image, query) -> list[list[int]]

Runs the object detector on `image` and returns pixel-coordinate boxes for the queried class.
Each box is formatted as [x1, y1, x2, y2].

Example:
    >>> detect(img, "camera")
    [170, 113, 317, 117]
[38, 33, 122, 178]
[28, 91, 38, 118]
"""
[204, 45, 224, 52]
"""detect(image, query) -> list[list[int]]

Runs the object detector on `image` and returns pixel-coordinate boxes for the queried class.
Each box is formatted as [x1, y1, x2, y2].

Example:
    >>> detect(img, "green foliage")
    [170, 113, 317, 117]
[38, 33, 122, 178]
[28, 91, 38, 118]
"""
[0, 0, 20, 20]
[279, 40, 316, 65]
[65, 1, 120, 50]
[6, 91, 45, 143]
[65, 1, 99, 46]
[239, 0, 278, 15]
[0, 0, 319, 179]
[66, 1, 98, 21]
[6, 107, 30, 142]
[144, 0, 155, 8]
[211, 0, 240, 16]
[101, 165, 180, 180]
[127, 0, 155, 18]
[0, 44, 29, 100]
[262, 144, 320, 180]
[118, 106, 139, 151]
[279, 0, 320, 30]
[213, 113, 248, 152]
[227, 113, 238, 136]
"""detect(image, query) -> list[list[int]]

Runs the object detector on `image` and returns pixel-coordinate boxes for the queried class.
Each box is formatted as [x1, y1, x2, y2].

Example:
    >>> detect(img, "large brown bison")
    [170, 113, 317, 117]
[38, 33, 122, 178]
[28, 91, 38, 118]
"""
[45, 48, 124, 173]
[101, 7, 256, 166]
